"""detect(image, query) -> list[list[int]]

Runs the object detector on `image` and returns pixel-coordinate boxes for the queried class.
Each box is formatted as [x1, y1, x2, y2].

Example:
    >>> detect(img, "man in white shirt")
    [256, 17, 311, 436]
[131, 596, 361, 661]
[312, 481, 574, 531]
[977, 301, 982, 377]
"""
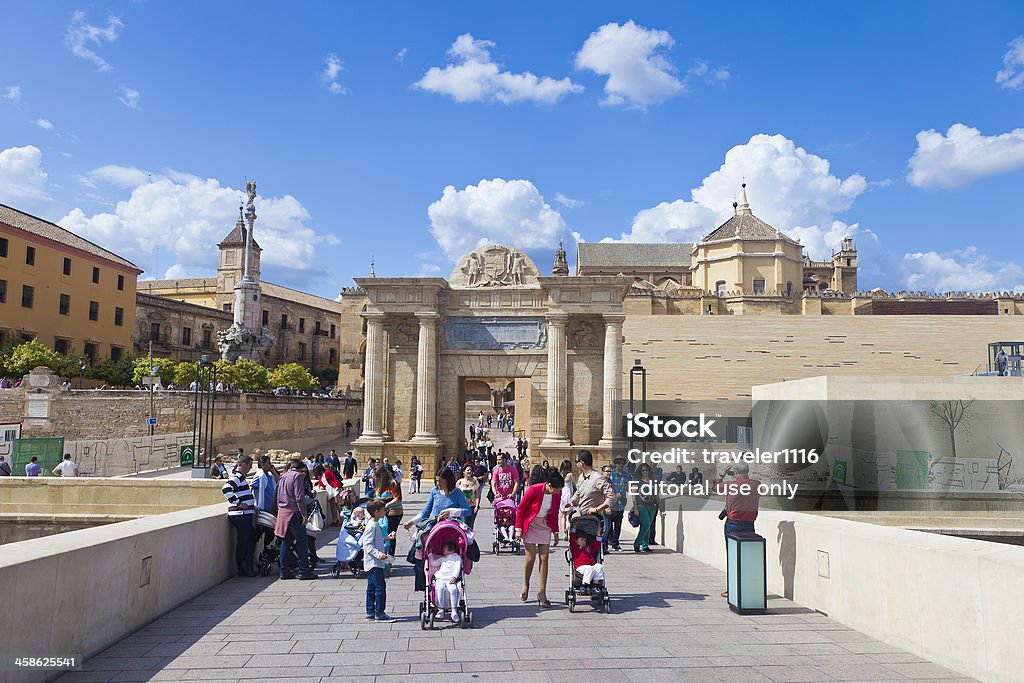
[52, 454, 79, 477]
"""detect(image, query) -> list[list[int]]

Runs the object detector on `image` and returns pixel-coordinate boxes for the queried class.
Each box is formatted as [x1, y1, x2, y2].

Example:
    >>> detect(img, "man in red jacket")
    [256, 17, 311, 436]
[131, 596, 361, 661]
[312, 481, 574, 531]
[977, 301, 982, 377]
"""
[712, 461, 761, 598]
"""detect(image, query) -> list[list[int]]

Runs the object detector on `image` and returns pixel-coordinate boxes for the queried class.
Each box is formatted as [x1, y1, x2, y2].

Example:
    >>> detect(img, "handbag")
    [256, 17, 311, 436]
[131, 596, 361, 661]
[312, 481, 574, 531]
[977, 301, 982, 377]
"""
[306, 508, 325, 534]
[628, 508, 640, 528]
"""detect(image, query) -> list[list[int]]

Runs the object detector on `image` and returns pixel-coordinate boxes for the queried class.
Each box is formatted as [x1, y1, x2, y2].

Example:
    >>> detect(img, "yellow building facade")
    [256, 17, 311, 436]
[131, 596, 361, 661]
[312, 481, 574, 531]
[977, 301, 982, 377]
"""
[0, 203, 141, 361]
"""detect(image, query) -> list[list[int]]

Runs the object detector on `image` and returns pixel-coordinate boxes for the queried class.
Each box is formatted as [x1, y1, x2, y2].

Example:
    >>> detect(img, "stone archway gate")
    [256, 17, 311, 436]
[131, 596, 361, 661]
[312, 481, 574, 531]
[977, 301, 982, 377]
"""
[351, 245, 630, 468]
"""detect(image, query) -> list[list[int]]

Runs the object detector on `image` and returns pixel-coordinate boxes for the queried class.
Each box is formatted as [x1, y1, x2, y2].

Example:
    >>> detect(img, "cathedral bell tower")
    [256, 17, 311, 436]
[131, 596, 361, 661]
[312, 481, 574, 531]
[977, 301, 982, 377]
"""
[831, 237, 858, 293]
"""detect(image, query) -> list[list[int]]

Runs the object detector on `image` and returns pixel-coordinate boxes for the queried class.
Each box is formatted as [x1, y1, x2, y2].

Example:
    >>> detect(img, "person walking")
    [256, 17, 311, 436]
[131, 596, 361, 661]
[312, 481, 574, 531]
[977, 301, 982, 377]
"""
[559, 460, 575, 541]
[567, 451, 614, 521]
[375, 466, 404, 565]
[394, 459, 404, 489]
[343, 450, 357, 480]
[456, 464, 480, 529]
[607, 457, 631, 552]
[491, 452, 520, 502]
[52, 453, 79, 477]
[362, 458, 377, 498]
[275, 459, 317, 581]
[515, 471, 564, 607]
[362, 499, 397, 622]
[221, 455, 258, 577]
[0, 455, 11, 477]
[249, 455, 279, 553]
[631, 463, 664, 553]
[713, 461, 761, 598]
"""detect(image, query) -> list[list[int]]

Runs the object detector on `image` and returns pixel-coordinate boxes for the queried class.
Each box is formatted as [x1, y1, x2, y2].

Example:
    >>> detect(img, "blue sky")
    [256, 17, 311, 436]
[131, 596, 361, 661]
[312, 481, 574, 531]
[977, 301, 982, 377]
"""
[2, 1, 1024, 297]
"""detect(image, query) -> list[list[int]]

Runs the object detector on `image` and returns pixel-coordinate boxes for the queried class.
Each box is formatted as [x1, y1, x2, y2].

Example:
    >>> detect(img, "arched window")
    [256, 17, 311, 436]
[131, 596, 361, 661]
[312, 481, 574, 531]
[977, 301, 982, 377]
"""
[753, 278, 766, 294]
[715, 280, 726, 296]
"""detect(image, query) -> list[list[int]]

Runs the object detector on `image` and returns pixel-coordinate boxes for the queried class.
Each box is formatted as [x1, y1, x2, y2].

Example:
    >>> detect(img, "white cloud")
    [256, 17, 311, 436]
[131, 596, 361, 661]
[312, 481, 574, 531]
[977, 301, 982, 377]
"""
[76, 164, 152, 188]
[575, 20, 683, 108]
[32, 118, 54, 130]
[907, 123, 1024, 189]
[0, 145, 50, 202]
[396, 48, 408, 62]
[427, 178, 568, 260]
[118, 84, 140, 109]
[902, 247, 1024, 293]
[553, 192, 584, 209]
[65, 11, 123, 72]
[3, 86, 21, 102]
[416, 33, 583, 104]
[996, 35, 1024, 90]
[322, 53, 347, 94]
[59, 171, 337, 280]
[614, 133, 871, 259]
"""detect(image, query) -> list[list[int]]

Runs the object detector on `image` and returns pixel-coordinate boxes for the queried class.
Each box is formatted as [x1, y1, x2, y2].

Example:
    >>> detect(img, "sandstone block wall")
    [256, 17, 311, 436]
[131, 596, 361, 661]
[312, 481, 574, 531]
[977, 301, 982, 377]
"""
[623, 315, 1024, 400]
[1, 388, 361, 456]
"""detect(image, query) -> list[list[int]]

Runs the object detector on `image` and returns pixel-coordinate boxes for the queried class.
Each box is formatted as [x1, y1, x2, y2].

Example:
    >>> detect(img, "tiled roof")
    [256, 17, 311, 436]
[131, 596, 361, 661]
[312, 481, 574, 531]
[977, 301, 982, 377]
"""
[0, 202, 140, 271]
[702, 212, 797, 243]
[140, 277, 344, 314]
[218, 217, 261, 250]
[577, 242, 694, 269]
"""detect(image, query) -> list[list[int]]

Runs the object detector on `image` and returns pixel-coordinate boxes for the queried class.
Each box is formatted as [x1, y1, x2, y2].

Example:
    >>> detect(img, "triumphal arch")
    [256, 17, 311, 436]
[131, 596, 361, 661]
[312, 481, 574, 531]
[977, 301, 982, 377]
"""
[351, 245, 630, 468]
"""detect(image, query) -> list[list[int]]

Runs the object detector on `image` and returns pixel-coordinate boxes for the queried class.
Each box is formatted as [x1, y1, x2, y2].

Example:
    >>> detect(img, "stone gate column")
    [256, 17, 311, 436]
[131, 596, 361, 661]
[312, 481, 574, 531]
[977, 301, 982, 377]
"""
[600, 314, 624, 446]
[360, 311, 386, 442]
[542, 312, 570, 447]
[412, 312, 440, 442]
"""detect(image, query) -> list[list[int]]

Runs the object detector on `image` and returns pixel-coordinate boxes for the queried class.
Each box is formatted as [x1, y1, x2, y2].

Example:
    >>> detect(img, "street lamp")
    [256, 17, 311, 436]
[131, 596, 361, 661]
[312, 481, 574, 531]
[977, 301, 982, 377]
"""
[191, 354, 217, 479]
[78, 355, 88, 390]
[628, 358, 647, 457]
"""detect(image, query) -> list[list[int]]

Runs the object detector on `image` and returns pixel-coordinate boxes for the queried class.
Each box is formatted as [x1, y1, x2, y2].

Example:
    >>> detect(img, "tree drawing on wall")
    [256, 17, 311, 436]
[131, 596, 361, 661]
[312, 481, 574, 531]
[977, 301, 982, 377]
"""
[927, 398, 976, 473]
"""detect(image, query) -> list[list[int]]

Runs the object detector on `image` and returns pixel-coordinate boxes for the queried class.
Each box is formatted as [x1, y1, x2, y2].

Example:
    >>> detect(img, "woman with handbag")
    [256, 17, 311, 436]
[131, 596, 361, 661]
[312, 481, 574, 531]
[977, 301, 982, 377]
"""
[316, 463, 343, 525]
[514, 471, 565, 607]
[631, 463, 664, 553]
[404, 468, 472, 591]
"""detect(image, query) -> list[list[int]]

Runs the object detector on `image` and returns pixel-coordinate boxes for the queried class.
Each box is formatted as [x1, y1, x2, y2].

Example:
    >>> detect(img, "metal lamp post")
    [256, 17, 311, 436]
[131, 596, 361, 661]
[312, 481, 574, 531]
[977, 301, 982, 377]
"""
[628, 359, 647, 457]
[191, 355, 217, 479]
[78, 356, 88, 390]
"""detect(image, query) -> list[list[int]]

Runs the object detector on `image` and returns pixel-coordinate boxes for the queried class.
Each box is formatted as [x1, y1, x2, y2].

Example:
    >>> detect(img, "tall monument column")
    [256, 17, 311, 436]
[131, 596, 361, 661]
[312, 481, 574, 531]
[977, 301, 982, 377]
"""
[542, 312, 570, 447]
[599, 314, 624, 446]
[359, 312, 386, 442]
[412, 312, 440, 442]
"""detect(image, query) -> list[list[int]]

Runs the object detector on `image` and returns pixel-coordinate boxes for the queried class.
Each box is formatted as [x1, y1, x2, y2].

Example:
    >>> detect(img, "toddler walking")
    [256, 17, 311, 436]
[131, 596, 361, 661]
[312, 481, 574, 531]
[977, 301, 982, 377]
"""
[361, 499, 396, 622]
[428, 540, 463, 622]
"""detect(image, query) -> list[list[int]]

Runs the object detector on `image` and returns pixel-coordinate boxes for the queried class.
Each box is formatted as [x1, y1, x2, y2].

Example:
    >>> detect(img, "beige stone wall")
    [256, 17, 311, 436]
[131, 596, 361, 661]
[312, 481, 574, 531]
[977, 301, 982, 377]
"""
[568, 351, 602, 445]
[3, 387, 361, 454]
[623, 314, 1024, 400]
[386, 350, 417, 441]
[336, 289, 368, 391]
[0, 477, 224, 515]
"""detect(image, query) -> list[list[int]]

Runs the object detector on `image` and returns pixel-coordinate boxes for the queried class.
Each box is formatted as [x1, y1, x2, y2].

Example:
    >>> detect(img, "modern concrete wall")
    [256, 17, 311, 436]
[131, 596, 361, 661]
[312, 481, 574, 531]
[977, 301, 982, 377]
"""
[0, 478, 224, 516]
[654, 497, 1024, 683]
[0, 503, 232, 683]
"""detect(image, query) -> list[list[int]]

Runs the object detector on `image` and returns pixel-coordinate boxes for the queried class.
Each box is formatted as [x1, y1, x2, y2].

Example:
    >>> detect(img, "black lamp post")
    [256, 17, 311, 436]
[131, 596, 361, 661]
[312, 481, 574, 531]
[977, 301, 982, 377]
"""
[78, 355, 88, 389]
[628, 358, 647, 458]
[191, 354, 217, 479]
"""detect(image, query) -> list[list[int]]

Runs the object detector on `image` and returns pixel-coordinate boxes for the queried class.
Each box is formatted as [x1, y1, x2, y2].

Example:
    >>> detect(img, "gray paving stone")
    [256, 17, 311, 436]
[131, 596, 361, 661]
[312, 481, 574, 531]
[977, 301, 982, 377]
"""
[309, 652, 385, 667]
[761, 665, 836, 682]
[162, 655, 251, 670]
[881, 661, 966, 679]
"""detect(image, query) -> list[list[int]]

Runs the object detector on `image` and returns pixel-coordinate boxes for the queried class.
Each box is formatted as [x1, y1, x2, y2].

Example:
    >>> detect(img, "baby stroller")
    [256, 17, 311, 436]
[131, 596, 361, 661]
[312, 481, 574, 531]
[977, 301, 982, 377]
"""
[255, 510, 279, 577]
[564, 515, 611, 613]
[491, 497, 521, 555]
[418, 519, 474, 630]
[331, 498, 368, 579]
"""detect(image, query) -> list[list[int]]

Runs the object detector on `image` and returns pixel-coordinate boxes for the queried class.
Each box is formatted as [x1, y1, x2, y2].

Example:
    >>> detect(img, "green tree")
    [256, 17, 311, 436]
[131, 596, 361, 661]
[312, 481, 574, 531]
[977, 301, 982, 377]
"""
[173, 361, 198, 386]
[214, 358, 269, 391]
[7, 339, 64, 377]
[132, 357, 177, 385]
[269, 363, 319, 391]
[89, 357, 136, 387]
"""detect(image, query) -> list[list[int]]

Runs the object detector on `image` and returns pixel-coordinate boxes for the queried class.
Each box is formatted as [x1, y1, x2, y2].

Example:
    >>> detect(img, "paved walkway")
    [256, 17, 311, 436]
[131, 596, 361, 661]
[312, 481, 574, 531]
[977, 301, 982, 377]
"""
[60, 479, 971, 683]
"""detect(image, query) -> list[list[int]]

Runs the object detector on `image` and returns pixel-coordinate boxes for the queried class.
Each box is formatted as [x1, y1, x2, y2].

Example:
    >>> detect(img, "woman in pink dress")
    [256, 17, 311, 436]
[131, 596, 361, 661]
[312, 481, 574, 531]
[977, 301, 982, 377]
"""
[514, 471, 565, 607]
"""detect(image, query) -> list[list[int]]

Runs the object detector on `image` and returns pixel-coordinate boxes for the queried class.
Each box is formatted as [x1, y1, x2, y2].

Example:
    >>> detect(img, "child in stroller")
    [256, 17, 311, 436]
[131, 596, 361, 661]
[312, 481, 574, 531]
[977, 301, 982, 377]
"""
[564, 515, 611, 613]
[332, 498, 369, 578]
[419, 520, 474, 630]
[491, 497, 520, 555]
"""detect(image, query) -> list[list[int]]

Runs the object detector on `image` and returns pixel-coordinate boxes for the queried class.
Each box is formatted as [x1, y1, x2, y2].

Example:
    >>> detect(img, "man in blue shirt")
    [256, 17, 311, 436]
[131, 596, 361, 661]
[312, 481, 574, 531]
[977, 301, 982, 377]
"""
[606, 458, 632, 552]
[363, 458, 377, 497]
[25, 457, 41, 477]
[249, 455, 279, 555]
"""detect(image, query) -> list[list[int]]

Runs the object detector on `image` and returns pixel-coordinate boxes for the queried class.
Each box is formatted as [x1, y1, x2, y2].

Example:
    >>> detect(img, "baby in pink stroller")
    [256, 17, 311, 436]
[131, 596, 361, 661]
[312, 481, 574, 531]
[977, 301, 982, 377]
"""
[491, 496, 521, 555]
[419, 519, 474, 629]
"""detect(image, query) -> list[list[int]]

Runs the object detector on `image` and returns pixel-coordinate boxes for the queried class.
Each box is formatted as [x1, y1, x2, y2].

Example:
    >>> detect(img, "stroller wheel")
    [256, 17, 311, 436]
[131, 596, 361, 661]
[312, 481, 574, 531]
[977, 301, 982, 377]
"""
[418, 601, 425, 616]
[420, 611, 429, 630]
[564, 589, 571, 606]
[603, 597, 611, 613]
[568, 597, 575, 613]
[493, 541, 499, 555]
[331, 563, 340, 579]
[260, 564, 271, 577]
[428, 611, 436, 630]
[465, 610, 473, 628]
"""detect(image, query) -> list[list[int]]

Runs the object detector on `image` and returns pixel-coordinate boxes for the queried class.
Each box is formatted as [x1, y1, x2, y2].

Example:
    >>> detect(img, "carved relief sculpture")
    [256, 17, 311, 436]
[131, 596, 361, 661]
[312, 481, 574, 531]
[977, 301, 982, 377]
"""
[450, 245, 541, 289]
